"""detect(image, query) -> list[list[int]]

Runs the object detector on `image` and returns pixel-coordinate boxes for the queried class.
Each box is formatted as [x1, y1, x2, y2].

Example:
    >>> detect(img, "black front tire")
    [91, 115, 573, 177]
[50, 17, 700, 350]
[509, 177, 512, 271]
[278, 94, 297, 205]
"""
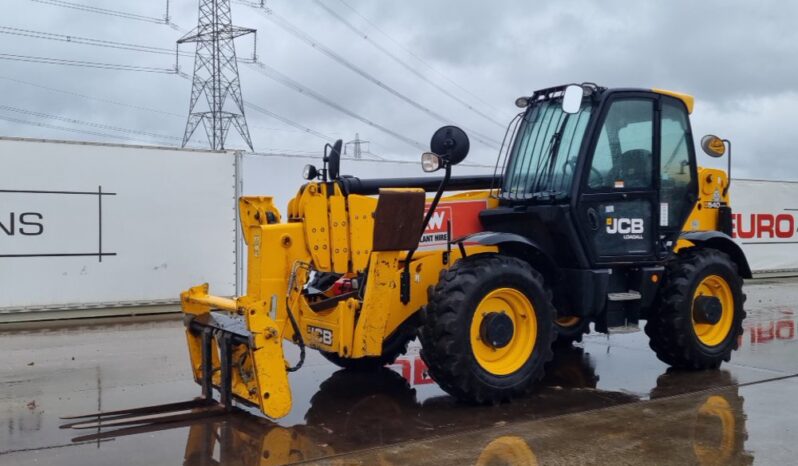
[419, 253, 556, 404]
[645, 248, 746, 369]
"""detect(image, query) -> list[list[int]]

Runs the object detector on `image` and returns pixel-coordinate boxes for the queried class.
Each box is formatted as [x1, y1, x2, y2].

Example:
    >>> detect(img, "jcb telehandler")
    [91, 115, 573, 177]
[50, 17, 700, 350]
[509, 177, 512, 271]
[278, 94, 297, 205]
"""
[180, 83, 749, 418]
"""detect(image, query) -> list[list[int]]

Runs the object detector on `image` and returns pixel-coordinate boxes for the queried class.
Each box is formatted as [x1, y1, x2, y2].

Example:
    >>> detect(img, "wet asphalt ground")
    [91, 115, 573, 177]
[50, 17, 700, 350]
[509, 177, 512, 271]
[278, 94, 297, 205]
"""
[1, 278, 797, 465]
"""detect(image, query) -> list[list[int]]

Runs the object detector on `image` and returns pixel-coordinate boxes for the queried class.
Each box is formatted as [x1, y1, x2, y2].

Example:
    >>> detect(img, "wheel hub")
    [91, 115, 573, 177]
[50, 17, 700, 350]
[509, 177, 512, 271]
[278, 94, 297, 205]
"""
[693, 296, 723, 325]
[480, 311, 514, 349]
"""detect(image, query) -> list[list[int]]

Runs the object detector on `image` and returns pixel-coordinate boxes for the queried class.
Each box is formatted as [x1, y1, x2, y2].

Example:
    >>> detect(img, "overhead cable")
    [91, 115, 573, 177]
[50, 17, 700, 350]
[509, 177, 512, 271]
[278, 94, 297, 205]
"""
[0, 52, 176, 73]
[248, 61, 425, 150]
[0, 104, 182, 141]
[0, 114, 173, 144]
[241, 1, 501, 149]
[317, 0, 507, 126]
[244, 102, 335, 143]
[0, 74, 184, 118]
[29, 0, 166, 24]
[0, 25, 191, 57]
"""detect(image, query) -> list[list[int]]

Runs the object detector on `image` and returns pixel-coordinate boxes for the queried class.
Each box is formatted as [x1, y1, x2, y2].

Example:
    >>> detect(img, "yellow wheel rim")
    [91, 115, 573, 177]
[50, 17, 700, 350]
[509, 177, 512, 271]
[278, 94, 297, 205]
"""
[693, 395, 736, 466]
[555, 316, 580, 328]
[470, 288, 537, 376]
[692, 275, 734, 347]
[476, 436, 538, 466]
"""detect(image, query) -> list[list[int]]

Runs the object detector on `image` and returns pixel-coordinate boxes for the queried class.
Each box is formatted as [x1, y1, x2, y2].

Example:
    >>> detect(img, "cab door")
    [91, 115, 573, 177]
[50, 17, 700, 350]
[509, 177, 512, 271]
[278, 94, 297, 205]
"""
[575, 95, 659, 264]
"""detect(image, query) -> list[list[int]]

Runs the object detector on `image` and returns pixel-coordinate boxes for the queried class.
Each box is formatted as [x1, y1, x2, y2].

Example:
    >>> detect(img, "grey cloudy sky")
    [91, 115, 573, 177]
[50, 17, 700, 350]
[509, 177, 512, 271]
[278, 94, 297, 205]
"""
[0, 0, 795, 179]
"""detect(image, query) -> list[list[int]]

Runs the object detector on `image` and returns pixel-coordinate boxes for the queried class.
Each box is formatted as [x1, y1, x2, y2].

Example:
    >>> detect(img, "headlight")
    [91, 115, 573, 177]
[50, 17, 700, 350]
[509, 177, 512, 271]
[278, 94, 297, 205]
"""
[421, 152, 442, 173]
[303, 164, 318, 180]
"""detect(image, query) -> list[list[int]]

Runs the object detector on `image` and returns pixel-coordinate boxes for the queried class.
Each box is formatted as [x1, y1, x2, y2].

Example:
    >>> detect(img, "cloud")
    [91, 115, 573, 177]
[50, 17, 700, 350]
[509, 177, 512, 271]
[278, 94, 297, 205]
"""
[0, 0, 793, 180]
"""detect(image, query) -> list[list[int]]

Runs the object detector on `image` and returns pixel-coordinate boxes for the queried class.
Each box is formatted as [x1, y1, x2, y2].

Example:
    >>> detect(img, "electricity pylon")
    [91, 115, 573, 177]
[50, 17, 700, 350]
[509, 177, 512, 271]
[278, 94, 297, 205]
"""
[179, 0, 255, 151]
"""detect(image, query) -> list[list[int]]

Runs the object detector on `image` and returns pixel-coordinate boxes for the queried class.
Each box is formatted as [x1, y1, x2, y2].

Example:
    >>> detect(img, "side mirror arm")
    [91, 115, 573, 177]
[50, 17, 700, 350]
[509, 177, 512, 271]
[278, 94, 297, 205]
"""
[400, 162, 452, 304]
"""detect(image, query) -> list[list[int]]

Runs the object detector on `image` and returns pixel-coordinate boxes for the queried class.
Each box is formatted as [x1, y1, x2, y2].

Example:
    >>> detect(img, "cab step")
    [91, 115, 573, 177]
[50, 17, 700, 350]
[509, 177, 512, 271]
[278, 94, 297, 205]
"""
[607, 291, 642, 301]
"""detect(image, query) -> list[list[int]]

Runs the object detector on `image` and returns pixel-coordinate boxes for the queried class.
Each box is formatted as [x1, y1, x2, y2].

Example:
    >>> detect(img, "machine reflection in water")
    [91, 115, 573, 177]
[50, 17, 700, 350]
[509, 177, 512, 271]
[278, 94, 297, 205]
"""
[62, 347, 752, 466]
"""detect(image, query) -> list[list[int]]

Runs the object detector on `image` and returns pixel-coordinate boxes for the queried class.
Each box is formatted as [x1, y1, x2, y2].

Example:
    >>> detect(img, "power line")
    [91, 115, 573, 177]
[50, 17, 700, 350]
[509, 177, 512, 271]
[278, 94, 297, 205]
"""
[244, 101, 335, 142]
[240, 1, 501, 149]
[250, 150, 385, 161]
[3, 9, 417, 154]
[0, 74, 184, 118]
[2, 74, 333, 143]
[0, 25, 191, 57]
[316, 0, 507, 125]
[248, 60, 425, 150]
[171, 18, 428, 153]
[28, 0, 167, 24]
[0, 114, 174, 145]
[0, 52, 176, 73]
[0, 105, 182, 142]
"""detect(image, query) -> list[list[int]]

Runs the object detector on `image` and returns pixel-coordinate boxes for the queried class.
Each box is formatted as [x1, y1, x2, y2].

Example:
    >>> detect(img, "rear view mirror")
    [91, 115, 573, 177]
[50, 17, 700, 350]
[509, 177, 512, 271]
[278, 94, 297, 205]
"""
[430, 126, 470, 166]
[561, 85, 584, 114]
[700, 135, 726, 158]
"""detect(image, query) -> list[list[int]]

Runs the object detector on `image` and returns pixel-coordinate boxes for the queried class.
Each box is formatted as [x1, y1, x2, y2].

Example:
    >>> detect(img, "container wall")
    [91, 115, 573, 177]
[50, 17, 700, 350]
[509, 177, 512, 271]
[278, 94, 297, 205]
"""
[0, 138, 237, 313]
[731, 179, 798, 273]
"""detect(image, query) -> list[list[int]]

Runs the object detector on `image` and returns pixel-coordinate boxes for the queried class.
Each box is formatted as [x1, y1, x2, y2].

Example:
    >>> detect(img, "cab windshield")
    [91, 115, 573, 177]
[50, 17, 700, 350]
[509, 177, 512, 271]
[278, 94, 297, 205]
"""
[502, 98, 593, 200]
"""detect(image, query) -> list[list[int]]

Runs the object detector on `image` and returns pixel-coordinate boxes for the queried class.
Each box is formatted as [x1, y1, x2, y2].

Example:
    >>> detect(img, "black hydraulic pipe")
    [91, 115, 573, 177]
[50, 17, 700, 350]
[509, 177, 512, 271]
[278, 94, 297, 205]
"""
[219, 333, 233, 410]
[338, 174, 498, 196]
[200, 328, 213, 400]
[723, 139, 732, 197]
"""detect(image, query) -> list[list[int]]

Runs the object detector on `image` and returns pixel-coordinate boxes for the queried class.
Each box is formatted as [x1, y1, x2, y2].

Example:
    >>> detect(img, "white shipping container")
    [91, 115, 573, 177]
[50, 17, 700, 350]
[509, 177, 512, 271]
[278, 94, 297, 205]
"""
[731, 179, 798, 274]
[0, 137, 238, 314]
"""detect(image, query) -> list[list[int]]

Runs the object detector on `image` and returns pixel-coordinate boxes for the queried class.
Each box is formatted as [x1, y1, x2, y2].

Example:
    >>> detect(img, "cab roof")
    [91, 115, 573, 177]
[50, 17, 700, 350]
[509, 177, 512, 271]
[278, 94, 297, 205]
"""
[652, 88, 694, 114]
[529, 84, 695, 114]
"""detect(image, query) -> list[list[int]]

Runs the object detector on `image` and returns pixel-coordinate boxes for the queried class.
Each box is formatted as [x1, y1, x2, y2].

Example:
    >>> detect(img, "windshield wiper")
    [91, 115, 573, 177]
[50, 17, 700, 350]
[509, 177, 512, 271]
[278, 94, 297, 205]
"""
[531, 113, 569, 193]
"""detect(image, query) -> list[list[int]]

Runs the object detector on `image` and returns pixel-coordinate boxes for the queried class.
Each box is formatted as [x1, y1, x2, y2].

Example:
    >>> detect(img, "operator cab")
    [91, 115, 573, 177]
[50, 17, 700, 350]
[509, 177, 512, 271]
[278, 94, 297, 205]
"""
[480, 83, 702, 330]
[488, 83, 698, 267]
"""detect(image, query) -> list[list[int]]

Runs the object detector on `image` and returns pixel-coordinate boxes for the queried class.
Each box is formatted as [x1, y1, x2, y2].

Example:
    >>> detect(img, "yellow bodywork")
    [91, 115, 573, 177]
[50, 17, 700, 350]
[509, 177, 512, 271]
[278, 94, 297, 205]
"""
[675, 167, 729, 252]
[180, 165, 729, 419]
[653, 88, 695, 114]
[181, 184, 497, 418]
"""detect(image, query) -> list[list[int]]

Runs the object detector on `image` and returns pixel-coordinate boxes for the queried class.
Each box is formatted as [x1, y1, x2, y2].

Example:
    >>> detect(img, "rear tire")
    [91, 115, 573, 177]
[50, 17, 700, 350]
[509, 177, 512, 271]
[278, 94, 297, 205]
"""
[419, 253, 556, 404]
[553, 317, 590, 346]
[645, 248, 746, 369]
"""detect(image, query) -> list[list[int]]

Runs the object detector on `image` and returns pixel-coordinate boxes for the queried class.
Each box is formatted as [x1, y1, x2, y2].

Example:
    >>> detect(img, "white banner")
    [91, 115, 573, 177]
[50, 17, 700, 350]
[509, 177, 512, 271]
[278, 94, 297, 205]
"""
[731, 179, 798, 273]
[0, 138, 238, 311]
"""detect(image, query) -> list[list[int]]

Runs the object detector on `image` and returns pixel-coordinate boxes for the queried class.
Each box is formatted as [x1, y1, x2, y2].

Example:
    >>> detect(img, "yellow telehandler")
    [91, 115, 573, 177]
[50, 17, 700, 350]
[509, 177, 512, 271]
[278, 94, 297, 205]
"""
[180, 83, 749, 418]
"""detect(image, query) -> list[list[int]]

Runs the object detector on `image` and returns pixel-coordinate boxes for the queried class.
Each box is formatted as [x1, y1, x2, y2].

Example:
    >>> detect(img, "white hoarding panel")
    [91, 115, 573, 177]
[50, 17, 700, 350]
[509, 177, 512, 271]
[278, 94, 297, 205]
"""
[0, 138, 237, 312]
[732, 179, 798, 273]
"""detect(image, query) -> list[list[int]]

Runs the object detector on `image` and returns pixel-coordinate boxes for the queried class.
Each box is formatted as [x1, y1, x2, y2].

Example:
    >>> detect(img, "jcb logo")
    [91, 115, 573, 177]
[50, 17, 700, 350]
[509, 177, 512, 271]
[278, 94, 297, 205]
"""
[307, 325, 333, 346]
[606, 217, 644, 235]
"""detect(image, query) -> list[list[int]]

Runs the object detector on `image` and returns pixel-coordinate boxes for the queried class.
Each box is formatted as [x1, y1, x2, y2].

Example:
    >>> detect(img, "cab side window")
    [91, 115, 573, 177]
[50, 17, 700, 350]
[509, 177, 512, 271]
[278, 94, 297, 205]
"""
[660, 99, 695, 229]
[588, 99, 654, 190]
